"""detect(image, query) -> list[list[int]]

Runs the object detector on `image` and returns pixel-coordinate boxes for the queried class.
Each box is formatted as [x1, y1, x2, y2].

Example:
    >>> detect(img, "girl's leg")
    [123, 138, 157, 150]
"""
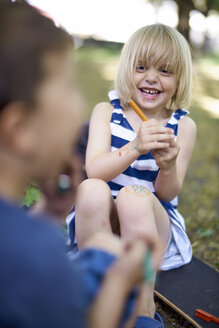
[116, 184, 170, 321]
[82, 231, 124, 257]
[116, 185, 170, 244]
[75, 178, 119, 248]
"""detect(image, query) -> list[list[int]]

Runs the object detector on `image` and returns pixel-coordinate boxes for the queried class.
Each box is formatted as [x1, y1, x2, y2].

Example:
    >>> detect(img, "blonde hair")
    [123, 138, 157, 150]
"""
[115, 24, 193, 110]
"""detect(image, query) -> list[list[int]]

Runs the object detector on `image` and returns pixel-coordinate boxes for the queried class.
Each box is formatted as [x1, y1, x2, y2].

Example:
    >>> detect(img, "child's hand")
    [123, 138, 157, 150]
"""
[152, 139, 180, 171]
[108, 234, 162, 289]
[135, 119, 175, 155]
[89, 234, 162, 328]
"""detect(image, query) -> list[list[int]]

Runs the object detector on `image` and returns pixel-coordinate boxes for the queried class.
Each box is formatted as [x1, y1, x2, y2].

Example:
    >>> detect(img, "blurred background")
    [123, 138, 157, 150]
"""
[25, 0, 219, 270]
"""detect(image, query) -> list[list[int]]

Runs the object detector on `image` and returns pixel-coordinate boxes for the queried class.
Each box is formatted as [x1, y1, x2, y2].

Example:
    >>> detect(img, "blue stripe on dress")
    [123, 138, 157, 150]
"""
[110, 98, 121, 108]
[111, 112, 124, 123]
[138, 153, 154, 160]
[123, 166, 158, 181]
[111, 135, 130, 148]
[166, 122, 178, 132]
[174, 109, 189, 119]
[159, 199, 184, 230]
[108, 180, 124, 191]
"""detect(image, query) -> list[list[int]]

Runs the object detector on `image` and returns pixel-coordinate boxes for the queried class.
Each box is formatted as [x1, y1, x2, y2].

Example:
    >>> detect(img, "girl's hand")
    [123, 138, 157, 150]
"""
[152, 139, 180, 171]
[135, 119, 175, 155]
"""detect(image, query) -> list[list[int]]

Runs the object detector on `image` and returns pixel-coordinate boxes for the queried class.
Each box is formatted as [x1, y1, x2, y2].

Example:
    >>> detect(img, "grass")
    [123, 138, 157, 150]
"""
[180, 53, 219, 270]
[73, 45, 121, 117]
[23, 45, 219, 270]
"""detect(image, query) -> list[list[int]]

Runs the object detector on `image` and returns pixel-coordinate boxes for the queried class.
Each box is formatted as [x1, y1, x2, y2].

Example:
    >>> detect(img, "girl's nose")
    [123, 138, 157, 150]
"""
[145, 67, 158, 83]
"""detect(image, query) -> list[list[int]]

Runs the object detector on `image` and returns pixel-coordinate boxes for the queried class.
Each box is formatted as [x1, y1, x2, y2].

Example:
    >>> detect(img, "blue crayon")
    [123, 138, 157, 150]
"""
[144, 250, 156, 284]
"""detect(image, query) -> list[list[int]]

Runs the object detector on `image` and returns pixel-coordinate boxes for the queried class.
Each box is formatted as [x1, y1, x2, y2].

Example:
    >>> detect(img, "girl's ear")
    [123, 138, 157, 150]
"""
[0, 101, 37, 156]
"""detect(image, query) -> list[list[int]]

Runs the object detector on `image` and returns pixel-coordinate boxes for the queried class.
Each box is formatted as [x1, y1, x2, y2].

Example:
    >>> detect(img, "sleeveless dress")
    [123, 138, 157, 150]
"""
[108, 90, 192, 271]
[66, 90, 192, 271]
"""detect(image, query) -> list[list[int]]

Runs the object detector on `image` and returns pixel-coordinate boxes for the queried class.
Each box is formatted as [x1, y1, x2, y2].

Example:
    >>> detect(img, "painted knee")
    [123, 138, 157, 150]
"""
[117, 184, 153, 208]
[117, 185, 157, 240]
[76, 178, 112, 218]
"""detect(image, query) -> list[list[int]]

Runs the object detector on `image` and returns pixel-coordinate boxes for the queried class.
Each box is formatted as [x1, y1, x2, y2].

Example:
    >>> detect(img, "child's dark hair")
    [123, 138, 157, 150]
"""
[0, 0, 73, 112]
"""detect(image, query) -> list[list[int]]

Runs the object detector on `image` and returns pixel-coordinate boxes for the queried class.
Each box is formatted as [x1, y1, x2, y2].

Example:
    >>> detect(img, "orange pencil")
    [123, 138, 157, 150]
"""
[128, 99, 148, 121]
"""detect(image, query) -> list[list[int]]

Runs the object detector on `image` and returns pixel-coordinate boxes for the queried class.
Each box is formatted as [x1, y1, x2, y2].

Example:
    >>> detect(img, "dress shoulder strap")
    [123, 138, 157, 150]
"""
[108, 90, 123, 109]
[166, 109, 189, 136]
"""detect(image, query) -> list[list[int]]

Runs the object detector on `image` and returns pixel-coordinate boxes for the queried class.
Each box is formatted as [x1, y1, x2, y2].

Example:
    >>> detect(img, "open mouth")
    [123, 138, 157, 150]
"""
[140, 88, 161, 95]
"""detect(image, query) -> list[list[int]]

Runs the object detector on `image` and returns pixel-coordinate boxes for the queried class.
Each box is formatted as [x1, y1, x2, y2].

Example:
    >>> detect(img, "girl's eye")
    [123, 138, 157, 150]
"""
[136, 65, 147, 72]
[160, 67, 172, 75]
[160, 68, 169, 74]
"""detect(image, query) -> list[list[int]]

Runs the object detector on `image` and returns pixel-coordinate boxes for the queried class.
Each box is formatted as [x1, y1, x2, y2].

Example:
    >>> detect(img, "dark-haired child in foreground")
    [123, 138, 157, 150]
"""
[0, 2, 163, 328]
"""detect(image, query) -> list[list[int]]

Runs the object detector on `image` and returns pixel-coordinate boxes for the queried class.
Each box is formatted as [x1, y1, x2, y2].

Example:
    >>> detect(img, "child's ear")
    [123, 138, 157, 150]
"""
[0, 101, 36, 156]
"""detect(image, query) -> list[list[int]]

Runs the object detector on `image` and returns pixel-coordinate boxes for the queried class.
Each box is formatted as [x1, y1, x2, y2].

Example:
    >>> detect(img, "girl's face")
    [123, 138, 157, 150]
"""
[131, 63, 177, 113]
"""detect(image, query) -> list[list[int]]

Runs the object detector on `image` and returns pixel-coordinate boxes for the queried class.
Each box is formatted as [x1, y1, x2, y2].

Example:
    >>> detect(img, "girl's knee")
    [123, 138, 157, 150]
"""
[77, 178, 110, 200]
[117, 184, 153, 204]
[117, 185, 158, 239]
[76, 179, 112, 215]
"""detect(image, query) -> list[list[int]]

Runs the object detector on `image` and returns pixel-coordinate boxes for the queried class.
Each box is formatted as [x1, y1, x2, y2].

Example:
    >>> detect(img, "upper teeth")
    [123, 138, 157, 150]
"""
[142, 89, 159, 94]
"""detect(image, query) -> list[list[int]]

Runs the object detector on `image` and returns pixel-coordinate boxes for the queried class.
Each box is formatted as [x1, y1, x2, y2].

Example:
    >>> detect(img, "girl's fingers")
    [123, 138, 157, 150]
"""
[141, 122, 174, 135]
[148, 141, 170, 150]
[137, 123, 175, 154]
[151, 128, 174, 135]
[169, 139, 178, 147]
[150, 133, 174, 142]
[152, 148, 169, 157]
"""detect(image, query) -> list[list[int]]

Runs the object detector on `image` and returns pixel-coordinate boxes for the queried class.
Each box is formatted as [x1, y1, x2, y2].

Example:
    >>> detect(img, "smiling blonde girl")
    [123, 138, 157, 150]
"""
[68, 24, 197, 325]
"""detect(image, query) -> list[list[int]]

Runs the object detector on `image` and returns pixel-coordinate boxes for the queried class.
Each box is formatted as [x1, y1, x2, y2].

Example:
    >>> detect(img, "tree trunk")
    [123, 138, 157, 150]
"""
[175, 0, 194, 42]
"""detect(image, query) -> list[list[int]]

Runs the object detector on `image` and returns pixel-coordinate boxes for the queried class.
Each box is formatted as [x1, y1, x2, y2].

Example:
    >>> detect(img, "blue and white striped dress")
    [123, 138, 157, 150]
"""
[108, 90, 192, 270]
[66, 90, 192, 270]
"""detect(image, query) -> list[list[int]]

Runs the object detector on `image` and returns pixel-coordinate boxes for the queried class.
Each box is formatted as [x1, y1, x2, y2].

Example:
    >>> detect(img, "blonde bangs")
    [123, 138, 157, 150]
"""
[134, 27, 179, 75]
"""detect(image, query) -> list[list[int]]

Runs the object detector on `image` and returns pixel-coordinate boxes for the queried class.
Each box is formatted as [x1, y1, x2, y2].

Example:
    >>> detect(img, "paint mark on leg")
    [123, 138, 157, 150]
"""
[124, 185, 151, 196]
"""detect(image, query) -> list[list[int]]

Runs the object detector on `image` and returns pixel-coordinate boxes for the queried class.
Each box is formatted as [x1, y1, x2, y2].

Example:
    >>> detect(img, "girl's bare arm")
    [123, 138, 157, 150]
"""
[86, 103, 144, 181]
[86, 103, 174, 182]
[153, 116, 197, 202]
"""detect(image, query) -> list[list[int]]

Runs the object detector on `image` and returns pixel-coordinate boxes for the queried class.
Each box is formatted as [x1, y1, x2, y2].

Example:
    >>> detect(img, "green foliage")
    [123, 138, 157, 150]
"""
[21, 184, 41, 207]
[208, 0, 219, 12]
